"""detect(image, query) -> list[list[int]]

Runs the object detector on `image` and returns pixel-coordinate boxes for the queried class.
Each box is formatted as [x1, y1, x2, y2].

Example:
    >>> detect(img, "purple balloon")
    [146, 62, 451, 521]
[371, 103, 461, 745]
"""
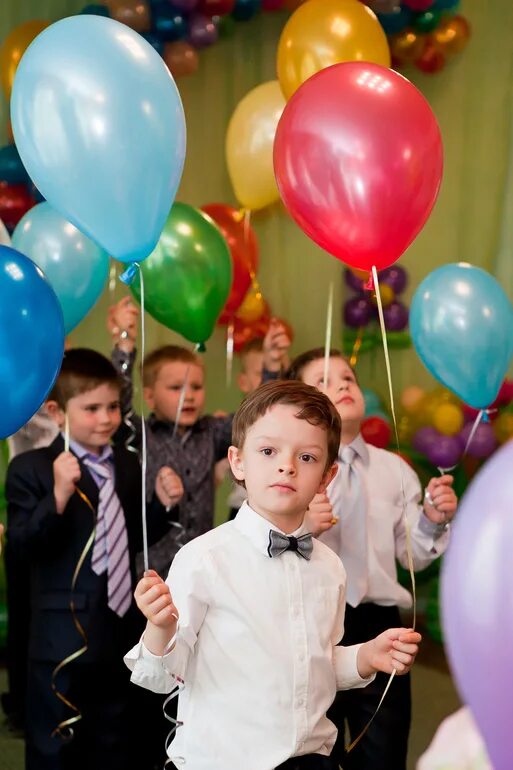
[188, 13, 218, 46]
[458, 421, 498, 459]
[383, 300, 409, 331]
[380, 265, 408, 294]
[412, 426, 439, 454]
[425, 435, 462, 468]
[344, 295, 372, 328]
[442, 441, 513, 770]
[172, 0, 199, 10]
[344, 268, 365, 292]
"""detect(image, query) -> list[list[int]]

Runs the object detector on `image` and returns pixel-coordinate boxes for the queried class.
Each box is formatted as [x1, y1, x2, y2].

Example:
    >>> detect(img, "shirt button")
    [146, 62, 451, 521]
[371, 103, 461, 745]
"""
[298, 653, 305, 663]
[297, 698, 304, 707]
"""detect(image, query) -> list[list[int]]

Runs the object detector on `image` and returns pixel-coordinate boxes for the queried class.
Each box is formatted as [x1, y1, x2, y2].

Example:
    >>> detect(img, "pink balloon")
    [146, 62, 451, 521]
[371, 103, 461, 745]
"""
[403, 0, 434, 9]
[273, 62, 443, 271]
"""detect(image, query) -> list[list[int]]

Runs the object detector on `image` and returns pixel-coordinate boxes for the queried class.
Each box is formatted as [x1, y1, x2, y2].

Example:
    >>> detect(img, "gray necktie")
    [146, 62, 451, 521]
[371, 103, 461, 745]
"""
[321, 445, 368, 607]
[268, 530, 313, 560]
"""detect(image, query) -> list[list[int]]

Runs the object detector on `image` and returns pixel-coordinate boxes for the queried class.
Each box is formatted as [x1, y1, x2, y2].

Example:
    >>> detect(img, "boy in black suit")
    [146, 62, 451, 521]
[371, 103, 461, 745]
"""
[6, 349, 175, 770]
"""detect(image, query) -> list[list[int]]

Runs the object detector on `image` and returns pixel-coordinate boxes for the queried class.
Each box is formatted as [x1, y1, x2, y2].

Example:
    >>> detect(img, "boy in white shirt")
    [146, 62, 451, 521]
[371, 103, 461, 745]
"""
[125, 380, 421, 770]
[287, 348, 458, 770]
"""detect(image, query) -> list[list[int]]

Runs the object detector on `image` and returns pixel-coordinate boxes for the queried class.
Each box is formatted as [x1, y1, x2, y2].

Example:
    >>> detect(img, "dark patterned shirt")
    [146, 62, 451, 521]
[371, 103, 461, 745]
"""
[111, 347, 232, 577]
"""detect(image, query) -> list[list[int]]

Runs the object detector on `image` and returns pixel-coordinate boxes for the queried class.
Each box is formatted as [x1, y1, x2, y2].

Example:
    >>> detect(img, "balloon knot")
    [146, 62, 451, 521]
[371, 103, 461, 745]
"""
[119, 262, 140, 285]
[364, 275, 375, 291]
[196, 342, 206, 353]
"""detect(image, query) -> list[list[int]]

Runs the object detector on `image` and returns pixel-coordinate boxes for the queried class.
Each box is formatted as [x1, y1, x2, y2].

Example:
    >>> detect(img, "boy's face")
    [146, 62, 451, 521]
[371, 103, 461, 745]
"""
[229, 404, 337, 525]
[300, 356, 365, 428]
[238, 350, 264, 395]
[144, 361, 205, 426]
[49, 383, 121, 454]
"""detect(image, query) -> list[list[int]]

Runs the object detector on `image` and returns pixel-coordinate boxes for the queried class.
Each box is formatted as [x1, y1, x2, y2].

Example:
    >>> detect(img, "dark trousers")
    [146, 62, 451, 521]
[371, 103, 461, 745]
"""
[25, 659, 158, 770]
[328, 604, 411, 770]
[276, 755, 336, 770]
[3, 541, 30, 729]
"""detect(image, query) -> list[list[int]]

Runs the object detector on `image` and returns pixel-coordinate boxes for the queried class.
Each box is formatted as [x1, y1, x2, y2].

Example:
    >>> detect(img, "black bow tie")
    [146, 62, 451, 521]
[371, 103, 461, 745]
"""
[267, 530, 313, 560]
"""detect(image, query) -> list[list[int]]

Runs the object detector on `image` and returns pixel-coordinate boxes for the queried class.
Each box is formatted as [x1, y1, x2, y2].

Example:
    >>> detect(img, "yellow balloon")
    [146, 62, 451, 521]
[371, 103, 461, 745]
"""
[493, 412, 513, 444]
[371, 283, 395, 308]
[236, 286, 268, 324]
[432, 403, 464, 436]
[0, 20, 49, 101]
[277, 0, 391, 101]
[226, 80, 285, 211]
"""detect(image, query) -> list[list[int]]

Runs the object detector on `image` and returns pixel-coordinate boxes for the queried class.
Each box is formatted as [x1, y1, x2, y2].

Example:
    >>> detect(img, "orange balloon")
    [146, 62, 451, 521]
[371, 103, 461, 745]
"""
[163, 41, 199, 78]
[105, 0, 151, 32]
[0, 20, 49, 100]
[433, 15, 471, 57]
[389, 28, 425, 63]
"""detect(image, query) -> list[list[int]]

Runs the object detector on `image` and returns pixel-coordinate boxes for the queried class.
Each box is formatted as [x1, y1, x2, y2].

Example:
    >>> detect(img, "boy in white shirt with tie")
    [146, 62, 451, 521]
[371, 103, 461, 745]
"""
[125, 380, 420, 770]
[287, 349, 458, 770]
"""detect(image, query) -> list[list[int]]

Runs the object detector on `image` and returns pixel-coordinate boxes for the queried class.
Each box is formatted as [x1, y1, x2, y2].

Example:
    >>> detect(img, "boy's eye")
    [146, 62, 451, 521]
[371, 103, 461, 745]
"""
[260, 447, 275, 457]
[300, 453, 315, 463]
[85, 406, 98, 413]
[191, 384, 203, 392]
[168, 385, 183, 391]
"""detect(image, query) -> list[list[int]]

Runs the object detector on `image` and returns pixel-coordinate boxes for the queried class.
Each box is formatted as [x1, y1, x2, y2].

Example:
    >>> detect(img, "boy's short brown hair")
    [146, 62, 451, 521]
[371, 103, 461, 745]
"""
[49, 348, 121, 410]
[143, 345, 202, 387]
[286, 348, 357, 383]
[232, 379, 341, 473]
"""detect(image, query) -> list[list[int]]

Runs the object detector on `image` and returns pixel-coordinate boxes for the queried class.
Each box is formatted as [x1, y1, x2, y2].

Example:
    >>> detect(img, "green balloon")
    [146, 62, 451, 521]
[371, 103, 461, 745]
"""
[413, 8, 442, 33]
[131, 203, 232, 344]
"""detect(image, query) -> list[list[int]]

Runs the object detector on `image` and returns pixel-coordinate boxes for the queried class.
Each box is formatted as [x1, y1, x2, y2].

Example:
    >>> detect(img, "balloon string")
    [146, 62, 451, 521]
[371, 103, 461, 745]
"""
[108, 259, 117, 299]
[322, 281, 334, 389]
[346, 266, 416, 755]
[349, 326, 365, 368]
[226, 322, 234, 388]
[139, 265, 149, 573]
[436, 408, 496, 476]
[64, 413, 70, 453]
[51, 487, 96, 740]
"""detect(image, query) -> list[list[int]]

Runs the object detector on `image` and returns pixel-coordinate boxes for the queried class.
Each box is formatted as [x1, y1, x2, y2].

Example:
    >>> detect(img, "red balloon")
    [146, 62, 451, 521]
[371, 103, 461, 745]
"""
[361, 415, 392, 448]
[0, 182, 35, 230]
[201, 203, 259, 322]
[197, 0, 235, 14]
[403, 0, 433, 9]
[415, 39, 446, 74]
[274, 62, 443, 272]
[262, 0, 284, 9]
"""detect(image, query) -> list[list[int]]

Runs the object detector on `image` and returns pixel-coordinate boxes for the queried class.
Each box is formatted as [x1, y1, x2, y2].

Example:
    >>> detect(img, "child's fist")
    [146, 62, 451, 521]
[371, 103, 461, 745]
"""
[423, 474, 457, 526]
[156, 466, 184, 511]
[53, 452, 81, 513]
[135, 570, 179, 632]
[359, 628, 422, 678]
[108, 297, 139, 351]
[306, 492, 337, 536]
[263, 319, 292, 372]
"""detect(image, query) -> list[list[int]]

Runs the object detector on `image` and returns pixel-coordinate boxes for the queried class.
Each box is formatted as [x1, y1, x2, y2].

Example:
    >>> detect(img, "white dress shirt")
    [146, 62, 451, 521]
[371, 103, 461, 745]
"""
[124, 501, 373, 770]
[321, 435, 450, 609]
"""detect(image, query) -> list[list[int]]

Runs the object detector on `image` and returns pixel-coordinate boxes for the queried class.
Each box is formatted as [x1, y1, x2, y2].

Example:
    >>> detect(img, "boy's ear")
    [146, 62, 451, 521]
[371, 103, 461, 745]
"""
[318, 462, 338, 494]
[45, 400, 65, 427]
[143, 386, 155, 410]
[228, 445, 245, 482]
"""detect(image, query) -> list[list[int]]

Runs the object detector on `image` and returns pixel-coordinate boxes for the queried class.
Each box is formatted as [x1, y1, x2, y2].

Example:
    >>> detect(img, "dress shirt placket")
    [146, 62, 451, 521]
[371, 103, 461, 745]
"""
[284, 552, 309, 754]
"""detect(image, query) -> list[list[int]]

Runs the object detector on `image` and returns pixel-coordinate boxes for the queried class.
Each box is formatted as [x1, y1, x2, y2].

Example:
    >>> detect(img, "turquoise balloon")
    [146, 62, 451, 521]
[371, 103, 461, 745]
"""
[12, 203, 109, 334]
[362, 388, 382, 414]
[11, 15, 186, 264]
[411, 263, 513, 409]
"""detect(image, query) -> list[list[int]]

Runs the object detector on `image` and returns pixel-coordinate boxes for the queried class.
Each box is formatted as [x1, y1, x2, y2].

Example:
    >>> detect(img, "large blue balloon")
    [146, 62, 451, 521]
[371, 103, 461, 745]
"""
[410, 263, 513, 409]
[12, 203, 109, 334]
[0, 245, 64, 438]
[11, 15, 186, 264]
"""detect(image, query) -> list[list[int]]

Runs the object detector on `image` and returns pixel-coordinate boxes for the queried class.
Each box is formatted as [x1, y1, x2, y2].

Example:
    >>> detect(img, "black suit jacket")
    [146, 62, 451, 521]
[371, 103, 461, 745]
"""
[6, 436, 170, 664]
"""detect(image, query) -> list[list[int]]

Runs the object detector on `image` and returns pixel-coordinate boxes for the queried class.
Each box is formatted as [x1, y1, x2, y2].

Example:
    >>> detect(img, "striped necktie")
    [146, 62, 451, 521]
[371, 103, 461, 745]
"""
[83, 455, 132, 617]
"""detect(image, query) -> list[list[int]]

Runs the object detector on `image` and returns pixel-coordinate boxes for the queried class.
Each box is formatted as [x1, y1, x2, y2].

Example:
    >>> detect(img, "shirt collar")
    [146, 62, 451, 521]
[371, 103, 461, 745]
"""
[340, 433, 369, 465]
[234, 501, 310, 557]
[62, 434, 113, 463]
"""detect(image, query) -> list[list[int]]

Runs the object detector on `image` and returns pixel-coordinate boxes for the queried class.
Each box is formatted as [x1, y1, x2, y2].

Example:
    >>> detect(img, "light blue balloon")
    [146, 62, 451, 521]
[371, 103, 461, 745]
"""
[11, 15, 186, 264]
[0, 245, 64, 438]
[12, 203, 109, 334]
[410, 263, 513, 409]
[362, 388, 382, 414]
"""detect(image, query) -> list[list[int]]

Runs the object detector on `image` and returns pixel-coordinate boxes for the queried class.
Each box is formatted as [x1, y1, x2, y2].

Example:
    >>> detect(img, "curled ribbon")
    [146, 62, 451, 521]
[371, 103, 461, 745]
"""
[51, 487, 96, 740]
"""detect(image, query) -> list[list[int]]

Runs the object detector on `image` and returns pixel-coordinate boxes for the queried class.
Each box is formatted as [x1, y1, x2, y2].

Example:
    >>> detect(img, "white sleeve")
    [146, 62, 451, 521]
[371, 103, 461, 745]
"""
[334, 644, 376, 690]
[394, 461, 450, 571]
[124, 545, 211, 693]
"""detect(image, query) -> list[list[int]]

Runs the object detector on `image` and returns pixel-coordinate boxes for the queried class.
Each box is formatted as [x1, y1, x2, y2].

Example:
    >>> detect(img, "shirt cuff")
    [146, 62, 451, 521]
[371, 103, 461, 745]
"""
[124, 635, 182, 694]
[417, 512, 451, 551]
[334, 643, 376, 690]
